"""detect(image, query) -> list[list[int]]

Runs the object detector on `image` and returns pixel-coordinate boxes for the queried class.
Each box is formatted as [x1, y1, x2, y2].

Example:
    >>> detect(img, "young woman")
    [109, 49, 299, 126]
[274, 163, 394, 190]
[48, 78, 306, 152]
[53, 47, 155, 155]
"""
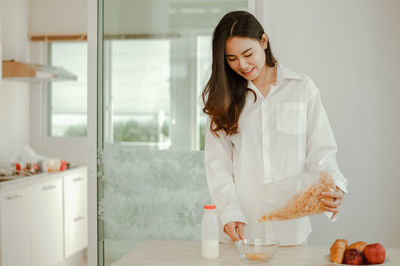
[202, 10, 348, 245]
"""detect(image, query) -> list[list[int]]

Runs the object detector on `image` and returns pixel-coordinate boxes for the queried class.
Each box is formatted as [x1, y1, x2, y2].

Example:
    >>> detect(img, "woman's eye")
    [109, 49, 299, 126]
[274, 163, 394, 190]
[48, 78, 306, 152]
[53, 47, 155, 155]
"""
[227, 58, 236, 62]
[245, 53, 253, 57]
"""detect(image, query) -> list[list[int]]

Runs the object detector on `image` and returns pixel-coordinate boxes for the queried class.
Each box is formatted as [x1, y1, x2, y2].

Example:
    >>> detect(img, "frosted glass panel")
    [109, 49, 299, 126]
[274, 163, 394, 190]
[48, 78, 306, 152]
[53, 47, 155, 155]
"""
[100, 146, 208, 264]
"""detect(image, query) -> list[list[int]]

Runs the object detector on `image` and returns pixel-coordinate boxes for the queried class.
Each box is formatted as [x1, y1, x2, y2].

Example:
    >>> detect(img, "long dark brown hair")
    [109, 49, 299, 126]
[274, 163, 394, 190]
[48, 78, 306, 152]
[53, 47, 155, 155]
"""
[202, 10, 277, 136]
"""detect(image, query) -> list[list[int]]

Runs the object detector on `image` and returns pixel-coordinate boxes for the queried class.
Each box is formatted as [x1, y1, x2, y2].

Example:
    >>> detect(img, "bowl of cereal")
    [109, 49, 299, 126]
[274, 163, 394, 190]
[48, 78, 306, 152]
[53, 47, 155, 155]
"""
[234, 239, 279, 264]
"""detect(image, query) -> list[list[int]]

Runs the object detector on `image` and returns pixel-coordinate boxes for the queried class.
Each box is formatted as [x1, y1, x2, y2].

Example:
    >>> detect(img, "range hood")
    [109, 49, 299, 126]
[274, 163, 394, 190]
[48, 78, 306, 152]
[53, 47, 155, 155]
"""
[2, 60, 78, 82]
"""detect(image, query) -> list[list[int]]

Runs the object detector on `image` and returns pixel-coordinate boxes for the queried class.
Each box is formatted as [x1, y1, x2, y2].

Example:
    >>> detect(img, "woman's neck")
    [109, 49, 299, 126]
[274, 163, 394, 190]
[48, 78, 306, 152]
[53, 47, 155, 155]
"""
[252, 64, 277, 90]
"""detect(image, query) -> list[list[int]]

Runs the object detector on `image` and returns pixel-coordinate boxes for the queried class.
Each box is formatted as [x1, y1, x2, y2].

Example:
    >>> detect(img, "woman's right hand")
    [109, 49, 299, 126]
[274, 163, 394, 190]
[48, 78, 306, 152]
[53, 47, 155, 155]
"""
[223, 221, 245, 242]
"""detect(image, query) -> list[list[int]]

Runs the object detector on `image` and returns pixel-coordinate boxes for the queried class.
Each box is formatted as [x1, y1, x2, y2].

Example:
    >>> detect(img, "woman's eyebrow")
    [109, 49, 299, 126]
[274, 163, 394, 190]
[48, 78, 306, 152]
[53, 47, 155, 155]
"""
[225, 47, 253, 57]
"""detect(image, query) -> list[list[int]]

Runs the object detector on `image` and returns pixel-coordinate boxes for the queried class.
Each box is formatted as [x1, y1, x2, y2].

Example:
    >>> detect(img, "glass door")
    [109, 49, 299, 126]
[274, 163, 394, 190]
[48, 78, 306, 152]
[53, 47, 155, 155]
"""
[97, 1, 248, 265]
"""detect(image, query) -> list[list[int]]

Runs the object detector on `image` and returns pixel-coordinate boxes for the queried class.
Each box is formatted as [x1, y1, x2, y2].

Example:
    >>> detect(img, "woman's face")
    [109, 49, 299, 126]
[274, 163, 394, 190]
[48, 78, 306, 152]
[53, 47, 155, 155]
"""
[224, 35, 268, 81]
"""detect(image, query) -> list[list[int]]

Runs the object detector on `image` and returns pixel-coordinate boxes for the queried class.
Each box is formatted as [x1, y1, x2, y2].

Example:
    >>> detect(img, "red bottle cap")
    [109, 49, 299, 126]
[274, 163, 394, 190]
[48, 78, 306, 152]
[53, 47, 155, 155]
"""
[204, 204, 216, 209]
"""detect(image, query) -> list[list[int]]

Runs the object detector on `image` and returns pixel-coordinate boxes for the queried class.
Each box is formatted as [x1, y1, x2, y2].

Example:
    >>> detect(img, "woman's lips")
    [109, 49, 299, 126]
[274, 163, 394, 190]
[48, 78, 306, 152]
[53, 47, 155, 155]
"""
[242, 67, 255, 76]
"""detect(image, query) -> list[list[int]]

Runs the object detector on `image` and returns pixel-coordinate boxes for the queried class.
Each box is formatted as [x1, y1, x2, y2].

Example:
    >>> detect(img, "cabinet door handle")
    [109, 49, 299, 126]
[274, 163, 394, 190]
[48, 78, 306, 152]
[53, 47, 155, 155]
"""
[73, 177, 83, 182]
[42, 185, 56, 191]
[6, 194, 22, 200]
[74, 216, 85, 222]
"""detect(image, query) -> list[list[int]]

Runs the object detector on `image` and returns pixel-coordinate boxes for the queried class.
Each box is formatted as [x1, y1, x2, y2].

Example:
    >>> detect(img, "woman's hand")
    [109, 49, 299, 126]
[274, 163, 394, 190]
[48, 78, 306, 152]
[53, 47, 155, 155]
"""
[321, 186, 345, 220]
[224, 221, 245, 242]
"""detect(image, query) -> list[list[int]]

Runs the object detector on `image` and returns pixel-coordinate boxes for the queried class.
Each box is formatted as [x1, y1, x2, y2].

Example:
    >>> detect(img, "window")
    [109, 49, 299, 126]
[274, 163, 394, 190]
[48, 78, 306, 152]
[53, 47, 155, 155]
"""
[48, 42, 88, 137]
[104, 39, 170, 146]
[102, 36, 213, 150]
[47, 36, 211, 148]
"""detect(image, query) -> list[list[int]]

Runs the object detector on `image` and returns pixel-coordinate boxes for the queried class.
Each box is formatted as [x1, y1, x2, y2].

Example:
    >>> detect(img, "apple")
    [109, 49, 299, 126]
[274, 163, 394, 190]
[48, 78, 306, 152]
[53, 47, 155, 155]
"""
[343, 249, 364, 265]
[363, 243, 386, 264]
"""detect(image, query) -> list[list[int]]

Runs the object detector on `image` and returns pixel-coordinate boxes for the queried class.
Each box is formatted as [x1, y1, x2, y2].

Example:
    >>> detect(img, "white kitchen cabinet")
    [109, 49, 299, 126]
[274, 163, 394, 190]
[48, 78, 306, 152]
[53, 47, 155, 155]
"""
[64, 209, 88, 257]
[63, 171, 88, 257]
[0, 187, 31, 266]
[0, 166, 87, 266]
[64, 172, 87, 215]
[31, 177, 64, 266]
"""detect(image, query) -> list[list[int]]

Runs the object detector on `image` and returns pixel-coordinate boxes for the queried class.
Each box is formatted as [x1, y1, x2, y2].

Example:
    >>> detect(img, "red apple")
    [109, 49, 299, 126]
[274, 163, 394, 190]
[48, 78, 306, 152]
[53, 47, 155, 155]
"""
[363, 243, 386, 264]
[343, 249, 364, 265]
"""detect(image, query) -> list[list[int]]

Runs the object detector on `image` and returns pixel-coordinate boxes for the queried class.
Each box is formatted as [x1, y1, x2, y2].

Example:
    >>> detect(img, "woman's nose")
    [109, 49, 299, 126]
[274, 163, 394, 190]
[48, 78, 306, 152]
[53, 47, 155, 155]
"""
[238, 58, 248, 70]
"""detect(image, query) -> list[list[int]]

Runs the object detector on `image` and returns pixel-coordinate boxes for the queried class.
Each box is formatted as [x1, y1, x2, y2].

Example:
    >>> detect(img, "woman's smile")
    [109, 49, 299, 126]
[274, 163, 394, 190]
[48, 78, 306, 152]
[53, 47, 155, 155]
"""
[241, 66, 255, 76]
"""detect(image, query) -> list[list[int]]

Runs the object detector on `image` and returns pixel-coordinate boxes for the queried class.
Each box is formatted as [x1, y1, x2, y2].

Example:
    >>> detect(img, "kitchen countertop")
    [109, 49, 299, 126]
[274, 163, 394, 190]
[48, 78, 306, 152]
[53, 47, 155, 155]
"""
[0, 165, 87, 191]
[111, 240, 400, 266]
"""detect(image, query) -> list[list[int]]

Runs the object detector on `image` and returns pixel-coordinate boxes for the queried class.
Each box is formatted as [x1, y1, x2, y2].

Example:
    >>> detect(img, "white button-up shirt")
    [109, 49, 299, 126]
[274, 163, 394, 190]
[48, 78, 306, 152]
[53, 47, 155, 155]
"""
[204, 63, 348, 245]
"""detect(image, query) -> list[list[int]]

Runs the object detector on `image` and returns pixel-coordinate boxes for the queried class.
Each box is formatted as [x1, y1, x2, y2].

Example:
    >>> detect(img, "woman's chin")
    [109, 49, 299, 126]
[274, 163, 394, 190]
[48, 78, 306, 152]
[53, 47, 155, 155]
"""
[240, 73, 255, 81]
[243, 70, 259, 81]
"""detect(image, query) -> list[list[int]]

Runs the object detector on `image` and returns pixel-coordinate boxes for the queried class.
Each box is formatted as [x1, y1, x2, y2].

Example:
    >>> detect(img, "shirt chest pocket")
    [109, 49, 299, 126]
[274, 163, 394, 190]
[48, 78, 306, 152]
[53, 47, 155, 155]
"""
[276, 103, 307, 135]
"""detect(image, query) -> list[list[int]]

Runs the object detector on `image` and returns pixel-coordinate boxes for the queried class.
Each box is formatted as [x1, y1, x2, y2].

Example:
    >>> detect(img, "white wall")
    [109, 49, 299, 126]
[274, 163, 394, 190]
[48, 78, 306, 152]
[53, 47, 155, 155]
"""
[0, 0, 30, 162]
[264, 0, 400, 247]
[1, 0, 29, 61]
[29, 0, 87, 35]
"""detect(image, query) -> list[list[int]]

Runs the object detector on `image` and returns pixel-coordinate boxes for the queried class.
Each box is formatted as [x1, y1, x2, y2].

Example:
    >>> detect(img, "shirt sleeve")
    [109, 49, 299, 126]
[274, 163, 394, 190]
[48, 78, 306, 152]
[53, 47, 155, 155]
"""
[305, 78, 349, 220]
[204, 118, 248, 229]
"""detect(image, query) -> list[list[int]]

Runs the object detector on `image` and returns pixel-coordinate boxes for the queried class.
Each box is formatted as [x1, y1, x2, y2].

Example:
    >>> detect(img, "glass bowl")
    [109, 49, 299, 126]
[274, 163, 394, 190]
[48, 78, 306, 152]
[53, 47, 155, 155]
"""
[234, 239, 279, 264]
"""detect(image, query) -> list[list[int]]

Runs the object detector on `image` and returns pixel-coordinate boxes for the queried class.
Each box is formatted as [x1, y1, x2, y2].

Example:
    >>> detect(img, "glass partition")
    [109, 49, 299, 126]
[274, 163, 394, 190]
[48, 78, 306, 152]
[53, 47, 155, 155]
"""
[98, 1, 248, 265]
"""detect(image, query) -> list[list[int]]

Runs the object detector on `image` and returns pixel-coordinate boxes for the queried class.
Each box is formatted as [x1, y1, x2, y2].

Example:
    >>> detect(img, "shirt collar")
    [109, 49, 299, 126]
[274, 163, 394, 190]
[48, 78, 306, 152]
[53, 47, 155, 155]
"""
[247, 62, 302, 89]
[247, 63, 302, 99]
[247, 79, 263, 99]
[276, 62, 302, 85]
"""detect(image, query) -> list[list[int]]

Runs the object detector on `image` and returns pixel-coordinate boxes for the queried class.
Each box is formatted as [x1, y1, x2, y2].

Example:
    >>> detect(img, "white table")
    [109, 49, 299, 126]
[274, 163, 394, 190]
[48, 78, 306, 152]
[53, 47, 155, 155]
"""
[111, 240, 400, 265]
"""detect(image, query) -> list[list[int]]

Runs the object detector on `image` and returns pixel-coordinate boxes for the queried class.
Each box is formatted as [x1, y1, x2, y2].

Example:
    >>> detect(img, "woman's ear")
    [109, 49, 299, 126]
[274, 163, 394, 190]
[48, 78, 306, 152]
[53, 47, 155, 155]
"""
[261, 33, 268, 50]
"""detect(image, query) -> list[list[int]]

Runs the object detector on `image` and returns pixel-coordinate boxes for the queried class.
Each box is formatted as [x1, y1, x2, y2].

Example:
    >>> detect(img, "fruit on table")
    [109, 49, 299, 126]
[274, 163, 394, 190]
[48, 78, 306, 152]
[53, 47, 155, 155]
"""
[363, 243, 386, 264]
[346, 241, 367, 253]
[329, 239, 386, 265]
[343, 249, 364, 265]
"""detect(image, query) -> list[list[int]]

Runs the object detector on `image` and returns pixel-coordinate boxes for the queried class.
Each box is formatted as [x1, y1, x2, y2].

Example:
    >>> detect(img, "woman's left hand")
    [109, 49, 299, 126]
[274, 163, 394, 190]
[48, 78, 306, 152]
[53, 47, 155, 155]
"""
[320, 186, 344, 220]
